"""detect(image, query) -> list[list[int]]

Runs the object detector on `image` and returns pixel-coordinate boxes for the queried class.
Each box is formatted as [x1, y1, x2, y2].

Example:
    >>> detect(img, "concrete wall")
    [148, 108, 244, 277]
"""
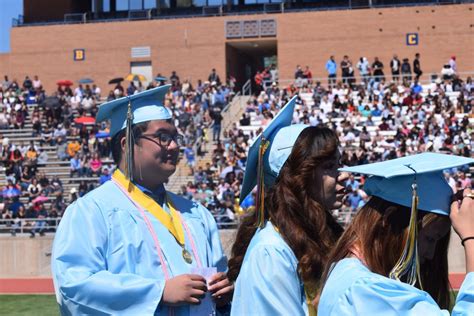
[0, 230, 236, 277]
[1, 4, 472, 92]
[0, 236, 53, 277]
[0, 228, 466, 278]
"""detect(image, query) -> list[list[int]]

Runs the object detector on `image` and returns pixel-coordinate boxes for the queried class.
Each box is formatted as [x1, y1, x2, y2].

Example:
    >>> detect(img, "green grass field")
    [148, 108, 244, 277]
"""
[0, 295, 58, 316]
[0, 292, 460, 314]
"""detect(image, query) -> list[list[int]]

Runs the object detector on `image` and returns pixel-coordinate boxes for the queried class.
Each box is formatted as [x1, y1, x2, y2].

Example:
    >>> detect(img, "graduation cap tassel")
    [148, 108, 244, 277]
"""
[389, 170, 422, 288]
[255, 137, 270, 228]
[125, 97, 134, 185]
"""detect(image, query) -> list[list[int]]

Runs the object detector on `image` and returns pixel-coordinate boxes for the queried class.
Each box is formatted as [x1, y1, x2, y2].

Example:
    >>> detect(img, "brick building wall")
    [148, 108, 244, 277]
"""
[0, 4, 472, 92]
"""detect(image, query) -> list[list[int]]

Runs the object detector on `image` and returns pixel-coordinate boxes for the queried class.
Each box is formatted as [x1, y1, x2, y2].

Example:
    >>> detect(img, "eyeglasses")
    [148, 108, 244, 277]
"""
[139, 132, 185, 147]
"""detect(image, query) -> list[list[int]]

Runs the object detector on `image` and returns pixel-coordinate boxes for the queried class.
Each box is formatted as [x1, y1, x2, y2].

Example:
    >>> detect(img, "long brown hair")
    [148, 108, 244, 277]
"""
[228, 126, 343, 285]
[319, 196, 451, 309]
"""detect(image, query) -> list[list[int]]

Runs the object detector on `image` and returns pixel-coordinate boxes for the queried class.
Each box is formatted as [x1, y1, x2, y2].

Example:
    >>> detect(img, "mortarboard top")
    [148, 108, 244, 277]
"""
[96, 85, 172, 137]
[340, 153, 474, 216]
[240, 96, 308, 200]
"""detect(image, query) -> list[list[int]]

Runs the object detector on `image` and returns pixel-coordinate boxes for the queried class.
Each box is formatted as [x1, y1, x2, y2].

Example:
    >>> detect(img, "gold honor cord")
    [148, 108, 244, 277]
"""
[112, 169, 193, 263]
[255, 137, 270, 228]
[389, 181, 423, 289]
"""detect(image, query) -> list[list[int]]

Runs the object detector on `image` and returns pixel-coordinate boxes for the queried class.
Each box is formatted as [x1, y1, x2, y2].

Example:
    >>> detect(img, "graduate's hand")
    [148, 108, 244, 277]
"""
[162, 274, 207, 306]
[450, 188, 474, 240]
[450, 188, 474, 273]
[208, 272, 234, 307]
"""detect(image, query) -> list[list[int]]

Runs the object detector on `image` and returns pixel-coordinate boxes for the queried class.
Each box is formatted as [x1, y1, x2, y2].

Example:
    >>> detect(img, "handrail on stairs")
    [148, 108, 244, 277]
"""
[242, 79, 252, 97]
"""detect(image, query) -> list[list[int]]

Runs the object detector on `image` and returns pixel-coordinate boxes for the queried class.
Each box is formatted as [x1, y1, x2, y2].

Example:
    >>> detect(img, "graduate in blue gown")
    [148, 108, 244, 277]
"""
[229, 97, 347, 315]
[318, 153, 474, 315]
[51, 85, 233, 315]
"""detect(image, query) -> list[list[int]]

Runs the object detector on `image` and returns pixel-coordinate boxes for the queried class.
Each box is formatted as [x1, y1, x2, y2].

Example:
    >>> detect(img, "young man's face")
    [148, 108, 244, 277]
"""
[132, 120, 180, 184]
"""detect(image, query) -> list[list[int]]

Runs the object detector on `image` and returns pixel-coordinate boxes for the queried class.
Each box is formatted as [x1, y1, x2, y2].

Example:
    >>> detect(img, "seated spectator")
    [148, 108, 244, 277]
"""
[89, 152, 102, 176]
[30, 202, 48, 238]
[347, 188, 363, 211]
[0, 109, 10, 129]
[81, 94, 95, 112]
[24, 146, 38, 166]
[66, 139, 81, 158]
[27, 178, 42, 200]
[345, 174, 360, 191]
[8, 196, 24, 217]
[40, 126, 53, 145]
[178, 185, 193, 200]
[37, 149, 48, 164]
[69, 187, 79, 203]
[70, 153, 82, 177]
[78, 180, 92, 197]
[99, 167, 111, 185]
[10, 205, 26, 236]
[239, 113, 250, 126]
[53, 124, 67, 142]
[81, 154, 91, 176]
[20, 165, 35, 190]
[56, 137, 69, 161]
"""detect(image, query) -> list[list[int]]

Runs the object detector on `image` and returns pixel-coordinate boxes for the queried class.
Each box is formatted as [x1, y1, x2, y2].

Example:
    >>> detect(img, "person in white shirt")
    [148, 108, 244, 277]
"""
[81, 95, 95, 111]
[32, 76, 42, 90]
[74, 85, 83, 99]
[93, 84, 101, 100]
[70, 93, 81, 110]
[449, 56, 457, 73]
[319, 94, 333, 114]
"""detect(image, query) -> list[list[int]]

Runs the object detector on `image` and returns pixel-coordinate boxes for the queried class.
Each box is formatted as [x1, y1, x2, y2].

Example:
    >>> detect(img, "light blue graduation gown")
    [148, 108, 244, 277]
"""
[231, 221, 308, 315]
[51, 180, 227, 315]
[318, 258, 474, 315]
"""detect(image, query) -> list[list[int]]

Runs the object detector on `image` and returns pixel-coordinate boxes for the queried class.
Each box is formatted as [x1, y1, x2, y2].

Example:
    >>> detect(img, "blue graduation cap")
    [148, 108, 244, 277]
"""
[339, 152, 474, 216]
[240, 96, 309, 226]
[96, 85, 172, 180]
[96, 84, 172, 138]
[241, 96, 302, 200]
[340, 152, 474, 286]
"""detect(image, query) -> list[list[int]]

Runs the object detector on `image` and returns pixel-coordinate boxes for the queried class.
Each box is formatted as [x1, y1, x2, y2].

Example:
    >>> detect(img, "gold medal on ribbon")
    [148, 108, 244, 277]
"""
[182, 248, 193, 264]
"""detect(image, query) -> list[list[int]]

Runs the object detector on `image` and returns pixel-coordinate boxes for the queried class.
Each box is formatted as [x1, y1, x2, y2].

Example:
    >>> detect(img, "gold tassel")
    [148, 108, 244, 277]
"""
[389, 168, 422, 289]
[125, 97, 134, 188]
[255, 137, 270, 228]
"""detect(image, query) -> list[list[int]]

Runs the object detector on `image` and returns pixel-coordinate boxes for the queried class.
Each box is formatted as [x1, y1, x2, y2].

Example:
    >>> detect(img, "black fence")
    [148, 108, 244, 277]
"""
[12, 0, 473, 27]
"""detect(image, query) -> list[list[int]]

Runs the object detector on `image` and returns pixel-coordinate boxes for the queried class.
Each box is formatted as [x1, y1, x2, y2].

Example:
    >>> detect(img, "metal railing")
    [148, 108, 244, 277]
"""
[128, 9, 153, 20]
[262, 71, 474, 90]
[14, 1, 470, 27]
[0, 218, 61, 234]
[242, 79, 252, 96]
[64, 13, 88, 24]
[0, 215, 238, 233]
[202, 5, 223, 16]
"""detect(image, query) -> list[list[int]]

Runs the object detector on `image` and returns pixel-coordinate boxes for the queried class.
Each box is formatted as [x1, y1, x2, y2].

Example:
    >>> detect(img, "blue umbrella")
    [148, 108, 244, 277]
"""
[2, 187, 20, 198]
[95, 131, 110, 138]
[155, 76, 167, 82]
[79, 78, 94, 84]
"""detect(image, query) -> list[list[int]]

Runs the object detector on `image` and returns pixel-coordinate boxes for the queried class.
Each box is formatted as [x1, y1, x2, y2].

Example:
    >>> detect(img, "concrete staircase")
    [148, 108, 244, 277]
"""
[1, 95, 252, 202]
[0, 105, 112, 207]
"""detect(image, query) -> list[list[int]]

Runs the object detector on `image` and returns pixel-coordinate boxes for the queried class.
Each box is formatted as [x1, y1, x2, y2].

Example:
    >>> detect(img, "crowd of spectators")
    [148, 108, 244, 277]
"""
[0, 60, 472, 231]
[227, 58, 472, 226]
[0, 69, 235, 234]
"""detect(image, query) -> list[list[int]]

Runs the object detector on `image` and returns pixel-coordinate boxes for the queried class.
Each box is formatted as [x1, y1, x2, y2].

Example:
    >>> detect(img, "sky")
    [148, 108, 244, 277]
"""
[0, 0, 23, 53]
